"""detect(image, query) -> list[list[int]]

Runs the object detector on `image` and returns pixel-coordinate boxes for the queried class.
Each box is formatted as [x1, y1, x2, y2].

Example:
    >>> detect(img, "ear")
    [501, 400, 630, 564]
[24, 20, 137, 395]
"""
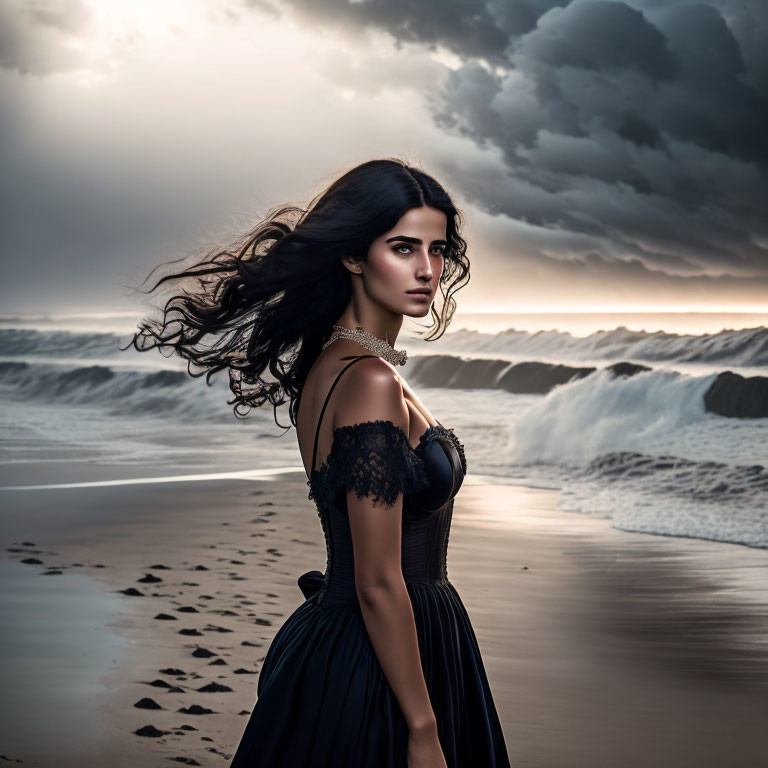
[341, 254, 363, 274]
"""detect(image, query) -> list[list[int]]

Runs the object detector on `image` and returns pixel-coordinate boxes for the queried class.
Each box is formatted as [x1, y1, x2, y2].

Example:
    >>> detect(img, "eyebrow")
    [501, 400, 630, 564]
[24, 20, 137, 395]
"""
[385, 235, 448, 246]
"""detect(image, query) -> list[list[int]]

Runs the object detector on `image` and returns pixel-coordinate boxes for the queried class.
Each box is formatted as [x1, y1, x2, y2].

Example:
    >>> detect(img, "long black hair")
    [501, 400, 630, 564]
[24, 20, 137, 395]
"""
[120, 157, 470, 429]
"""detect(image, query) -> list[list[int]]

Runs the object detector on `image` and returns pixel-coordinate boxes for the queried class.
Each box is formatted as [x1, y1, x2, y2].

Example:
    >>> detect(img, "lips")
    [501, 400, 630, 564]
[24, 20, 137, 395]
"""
[406, 289, 432, 296]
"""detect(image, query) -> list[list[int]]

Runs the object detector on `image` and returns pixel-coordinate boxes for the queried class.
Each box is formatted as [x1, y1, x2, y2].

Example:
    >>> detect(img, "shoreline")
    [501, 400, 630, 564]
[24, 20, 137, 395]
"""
[1, 471, 767, 767]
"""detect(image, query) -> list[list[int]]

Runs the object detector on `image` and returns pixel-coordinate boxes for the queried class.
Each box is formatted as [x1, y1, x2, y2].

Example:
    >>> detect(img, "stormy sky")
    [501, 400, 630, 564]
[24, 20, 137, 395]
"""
[1, 0, 767, 314]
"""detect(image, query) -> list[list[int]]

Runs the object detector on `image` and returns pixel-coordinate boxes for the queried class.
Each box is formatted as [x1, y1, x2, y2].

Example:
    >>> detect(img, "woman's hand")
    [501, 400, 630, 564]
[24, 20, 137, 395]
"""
[407, 721, 448, 768]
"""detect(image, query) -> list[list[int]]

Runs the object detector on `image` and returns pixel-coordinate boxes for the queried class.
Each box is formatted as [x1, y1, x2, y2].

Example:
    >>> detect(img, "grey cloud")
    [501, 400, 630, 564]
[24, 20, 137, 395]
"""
[509, 1, 678, 82]
[0, 0, 92, 75]
[270, 0, 768, 284]
[469, 218, 768, 308]
[23, 0, 91, 33]
[2, 0, 765, 312]
[248, 0, 531, 65]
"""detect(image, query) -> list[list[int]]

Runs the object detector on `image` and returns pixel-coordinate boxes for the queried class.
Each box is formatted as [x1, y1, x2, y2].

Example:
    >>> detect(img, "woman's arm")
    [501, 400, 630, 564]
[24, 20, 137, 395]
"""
[335, 360, 437, 733]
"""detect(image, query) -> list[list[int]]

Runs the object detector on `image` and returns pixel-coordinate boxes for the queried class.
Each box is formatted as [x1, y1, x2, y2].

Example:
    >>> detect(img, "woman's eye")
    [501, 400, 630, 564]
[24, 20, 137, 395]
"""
[394, 245, 445, 255]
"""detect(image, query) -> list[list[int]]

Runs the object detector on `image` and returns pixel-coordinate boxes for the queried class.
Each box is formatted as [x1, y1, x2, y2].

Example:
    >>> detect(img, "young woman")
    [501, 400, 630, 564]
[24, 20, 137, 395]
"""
[125, 158, 510, 767]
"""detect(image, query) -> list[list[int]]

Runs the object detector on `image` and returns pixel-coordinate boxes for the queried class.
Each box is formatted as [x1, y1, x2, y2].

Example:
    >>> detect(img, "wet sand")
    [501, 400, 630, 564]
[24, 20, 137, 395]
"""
[1, 471, 767, 767]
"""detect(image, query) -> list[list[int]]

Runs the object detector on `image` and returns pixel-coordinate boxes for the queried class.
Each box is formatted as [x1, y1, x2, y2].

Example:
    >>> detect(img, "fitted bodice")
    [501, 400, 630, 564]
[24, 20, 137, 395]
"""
[299, 355, 467, 607]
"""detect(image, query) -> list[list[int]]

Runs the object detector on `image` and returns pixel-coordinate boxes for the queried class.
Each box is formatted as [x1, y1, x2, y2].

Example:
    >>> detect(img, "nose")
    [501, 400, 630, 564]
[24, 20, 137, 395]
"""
[415, 248, 433, 281]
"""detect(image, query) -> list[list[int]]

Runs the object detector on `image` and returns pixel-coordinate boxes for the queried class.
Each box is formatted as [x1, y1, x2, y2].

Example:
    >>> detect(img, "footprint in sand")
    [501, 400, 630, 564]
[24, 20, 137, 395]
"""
[196, 682, 233, 693]
[191, 647, 217, 658]
[134, 697, 164, 710]
[178, 704, 217, 715]
[203, 624, 233, 633]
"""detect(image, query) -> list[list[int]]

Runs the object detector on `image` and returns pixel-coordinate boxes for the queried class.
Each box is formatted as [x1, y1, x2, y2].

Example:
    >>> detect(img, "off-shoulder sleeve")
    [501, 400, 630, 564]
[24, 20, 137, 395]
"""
[325, 419, 429, 508]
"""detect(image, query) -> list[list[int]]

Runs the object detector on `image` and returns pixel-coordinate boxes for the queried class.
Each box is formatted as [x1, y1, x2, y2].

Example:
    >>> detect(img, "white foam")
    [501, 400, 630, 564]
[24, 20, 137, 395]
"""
[507, 368, 719, 466]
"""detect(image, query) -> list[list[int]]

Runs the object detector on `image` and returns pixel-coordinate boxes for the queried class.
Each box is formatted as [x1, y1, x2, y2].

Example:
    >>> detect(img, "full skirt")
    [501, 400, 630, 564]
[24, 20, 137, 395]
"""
[229, 575, 510, 768]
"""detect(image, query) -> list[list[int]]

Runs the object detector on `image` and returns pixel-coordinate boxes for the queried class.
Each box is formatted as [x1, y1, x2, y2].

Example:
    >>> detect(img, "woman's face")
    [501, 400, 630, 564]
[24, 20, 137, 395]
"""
[357, 206, 447, 317]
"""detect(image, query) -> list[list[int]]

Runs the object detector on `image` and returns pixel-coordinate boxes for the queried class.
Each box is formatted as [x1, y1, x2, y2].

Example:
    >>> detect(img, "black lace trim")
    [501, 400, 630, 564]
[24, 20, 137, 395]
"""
[307, 419, 430, 509]
[306, 420, 467, 510]
[437, 425, 468, 477]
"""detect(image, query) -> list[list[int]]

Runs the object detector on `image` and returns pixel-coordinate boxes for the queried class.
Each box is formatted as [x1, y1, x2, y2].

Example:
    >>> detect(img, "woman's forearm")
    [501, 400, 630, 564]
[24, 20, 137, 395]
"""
[356, 579, 436, 732]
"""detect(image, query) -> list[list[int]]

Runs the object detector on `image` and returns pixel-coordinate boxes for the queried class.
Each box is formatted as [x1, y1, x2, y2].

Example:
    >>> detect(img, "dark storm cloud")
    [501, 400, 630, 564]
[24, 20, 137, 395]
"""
[247, 0, 523, 65]
[264, 0, 768, 281]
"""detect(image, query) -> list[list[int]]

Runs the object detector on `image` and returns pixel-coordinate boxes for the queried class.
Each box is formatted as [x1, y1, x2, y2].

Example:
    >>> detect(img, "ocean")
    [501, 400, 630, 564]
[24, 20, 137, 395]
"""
[1, 311, 766, 550]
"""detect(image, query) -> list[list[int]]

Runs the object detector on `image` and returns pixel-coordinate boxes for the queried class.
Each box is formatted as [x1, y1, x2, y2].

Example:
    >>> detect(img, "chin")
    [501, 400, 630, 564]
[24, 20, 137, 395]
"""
[403, 304, 433, 318]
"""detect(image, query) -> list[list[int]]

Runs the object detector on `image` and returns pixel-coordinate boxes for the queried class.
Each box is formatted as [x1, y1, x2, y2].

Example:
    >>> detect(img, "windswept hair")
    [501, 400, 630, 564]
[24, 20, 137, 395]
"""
[120, 157, 470, 429]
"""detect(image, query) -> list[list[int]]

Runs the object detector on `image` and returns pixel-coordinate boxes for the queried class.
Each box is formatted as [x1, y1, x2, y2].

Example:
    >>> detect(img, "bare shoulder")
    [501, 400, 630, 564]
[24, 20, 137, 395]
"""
[333, 356, 408, 429]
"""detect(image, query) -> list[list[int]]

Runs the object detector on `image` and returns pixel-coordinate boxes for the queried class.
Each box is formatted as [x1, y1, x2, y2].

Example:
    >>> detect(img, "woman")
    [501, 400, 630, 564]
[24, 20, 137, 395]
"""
[125, 158, 511, 767]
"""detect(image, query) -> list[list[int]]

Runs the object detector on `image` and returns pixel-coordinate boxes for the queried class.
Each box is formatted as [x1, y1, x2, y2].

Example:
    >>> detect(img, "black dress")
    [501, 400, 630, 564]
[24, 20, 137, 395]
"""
[230, 355, 511, 767]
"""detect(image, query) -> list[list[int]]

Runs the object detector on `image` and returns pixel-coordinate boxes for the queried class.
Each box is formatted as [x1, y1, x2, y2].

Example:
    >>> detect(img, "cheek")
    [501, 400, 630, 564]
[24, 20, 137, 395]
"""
[368, 252, 410, 284]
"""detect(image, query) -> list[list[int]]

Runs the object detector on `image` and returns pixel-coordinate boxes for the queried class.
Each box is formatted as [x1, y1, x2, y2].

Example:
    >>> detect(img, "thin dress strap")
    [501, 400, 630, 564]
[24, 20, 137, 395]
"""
[310, 355, 377, 473]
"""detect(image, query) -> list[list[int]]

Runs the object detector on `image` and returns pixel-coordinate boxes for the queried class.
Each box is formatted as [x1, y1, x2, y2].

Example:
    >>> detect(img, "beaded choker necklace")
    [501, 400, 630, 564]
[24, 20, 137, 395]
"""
[321, 324, 407, 366]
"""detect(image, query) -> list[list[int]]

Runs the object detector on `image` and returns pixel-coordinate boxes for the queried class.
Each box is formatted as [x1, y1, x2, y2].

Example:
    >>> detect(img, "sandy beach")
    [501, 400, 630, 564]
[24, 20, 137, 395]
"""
[2, 469, 767, 768]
